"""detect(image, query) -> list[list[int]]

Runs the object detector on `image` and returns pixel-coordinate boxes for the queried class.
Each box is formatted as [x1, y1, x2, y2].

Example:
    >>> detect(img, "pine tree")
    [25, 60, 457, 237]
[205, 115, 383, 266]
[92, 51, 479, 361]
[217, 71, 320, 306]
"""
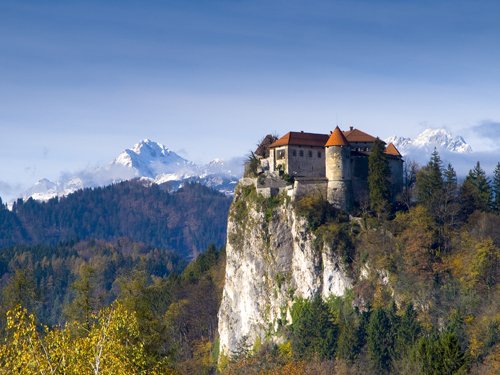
[290, 296, 338, 360]
[442, 163, 459, 230]
[416, 149, 444, 215]
[368, 138, 392, 215]
[461, 161, 492, 212]
[367, 308, 395, 373]
[64, 264, 101, 329]
[395, 304, 421, 356]
[493, 162, 500, 212]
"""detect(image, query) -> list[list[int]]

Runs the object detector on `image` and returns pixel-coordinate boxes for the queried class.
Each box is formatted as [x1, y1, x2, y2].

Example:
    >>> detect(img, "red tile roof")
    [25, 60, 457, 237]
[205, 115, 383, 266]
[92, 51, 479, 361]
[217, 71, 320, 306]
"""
[269, 131, 329, 148]
[342, 128, 377, 143]
[385, 143, 402, 156]
[325, 126, 350, 146]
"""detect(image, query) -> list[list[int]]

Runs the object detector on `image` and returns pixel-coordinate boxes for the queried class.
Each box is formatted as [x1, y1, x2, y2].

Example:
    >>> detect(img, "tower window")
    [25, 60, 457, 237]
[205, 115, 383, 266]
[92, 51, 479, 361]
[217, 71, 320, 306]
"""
[292, 150, 297, 157]
[308, 150, 312, 157]
[299, 150, 304, 157]
[318, 151, 321, 158]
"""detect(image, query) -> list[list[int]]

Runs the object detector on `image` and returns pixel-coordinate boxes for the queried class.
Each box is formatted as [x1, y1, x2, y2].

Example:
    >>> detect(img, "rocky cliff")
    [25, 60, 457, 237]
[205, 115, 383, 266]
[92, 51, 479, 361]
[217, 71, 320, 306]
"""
[217, 180, 353, 356]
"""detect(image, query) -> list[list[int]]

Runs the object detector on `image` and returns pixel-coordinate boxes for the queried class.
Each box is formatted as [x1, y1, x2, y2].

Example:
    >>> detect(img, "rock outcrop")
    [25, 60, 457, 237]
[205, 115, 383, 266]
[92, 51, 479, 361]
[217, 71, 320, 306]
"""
[217, 181, 352, 356]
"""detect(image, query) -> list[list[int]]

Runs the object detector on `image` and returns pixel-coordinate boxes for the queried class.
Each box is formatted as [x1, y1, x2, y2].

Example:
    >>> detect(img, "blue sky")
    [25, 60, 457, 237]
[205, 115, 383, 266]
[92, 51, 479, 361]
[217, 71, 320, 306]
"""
[1, 0, 500, 197]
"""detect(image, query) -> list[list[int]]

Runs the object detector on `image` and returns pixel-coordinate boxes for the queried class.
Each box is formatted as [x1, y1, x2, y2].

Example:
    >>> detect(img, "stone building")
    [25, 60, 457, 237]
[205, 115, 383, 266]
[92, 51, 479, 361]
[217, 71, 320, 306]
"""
[266, 126, 403, 210]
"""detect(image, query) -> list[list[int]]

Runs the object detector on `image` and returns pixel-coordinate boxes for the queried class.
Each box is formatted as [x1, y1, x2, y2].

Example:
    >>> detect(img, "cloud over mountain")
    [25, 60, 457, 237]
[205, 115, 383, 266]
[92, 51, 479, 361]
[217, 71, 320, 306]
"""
[20, 140, 243, 201]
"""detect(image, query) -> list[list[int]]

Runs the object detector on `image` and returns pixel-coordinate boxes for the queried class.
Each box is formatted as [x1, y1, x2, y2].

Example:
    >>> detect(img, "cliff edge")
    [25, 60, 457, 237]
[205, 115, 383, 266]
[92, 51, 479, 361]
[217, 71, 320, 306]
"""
[217, 180, 353, 356]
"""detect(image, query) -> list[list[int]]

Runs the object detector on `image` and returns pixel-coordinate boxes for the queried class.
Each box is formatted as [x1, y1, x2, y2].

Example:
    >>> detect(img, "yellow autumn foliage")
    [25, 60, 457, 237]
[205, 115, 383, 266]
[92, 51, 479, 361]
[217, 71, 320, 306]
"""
[0, 303, 172, 374]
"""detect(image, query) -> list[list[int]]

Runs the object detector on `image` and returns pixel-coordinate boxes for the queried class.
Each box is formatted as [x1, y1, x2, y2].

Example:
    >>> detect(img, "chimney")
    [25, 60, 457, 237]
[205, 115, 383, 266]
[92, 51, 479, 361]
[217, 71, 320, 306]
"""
[349, 126, 353, 131]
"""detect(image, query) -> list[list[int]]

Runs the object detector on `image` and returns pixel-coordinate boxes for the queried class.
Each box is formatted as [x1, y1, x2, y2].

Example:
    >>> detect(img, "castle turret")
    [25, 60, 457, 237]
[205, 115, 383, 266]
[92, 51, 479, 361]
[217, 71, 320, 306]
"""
[385, 142, 404, 199]
[325, 126, 352, 210]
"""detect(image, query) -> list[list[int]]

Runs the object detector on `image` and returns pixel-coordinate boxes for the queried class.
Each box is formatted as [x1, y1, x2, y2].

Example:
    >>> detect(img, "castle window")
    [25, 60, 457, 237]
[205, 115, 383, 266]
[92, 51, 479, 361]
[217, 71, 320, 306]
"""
[292, 150, 297, 157]
[317, 151, 321, 158]
[308, 150, 312, 157]
[299, 150, 304, 157]
[276, 149, 286, 160]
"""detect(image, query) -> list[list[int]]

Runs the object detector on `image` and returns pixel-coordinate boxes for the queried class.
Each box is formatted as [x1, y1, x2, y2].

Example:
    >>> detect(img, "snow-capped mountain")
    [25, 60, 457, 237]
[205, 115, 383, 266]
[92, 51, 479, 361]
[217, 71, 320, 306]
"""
[384, 128, 498, 176]
[22, 139, 242, 201]
[386, 128, 472, 155]
[112, 139, 196, 178]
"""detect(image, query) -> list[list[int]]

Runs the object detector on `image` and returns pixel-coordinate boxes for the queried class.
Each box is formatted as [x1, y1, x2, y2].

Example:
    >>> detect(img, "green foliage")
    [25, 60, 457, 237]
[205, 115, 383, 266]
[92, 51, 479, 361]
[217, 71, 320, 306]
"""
[0, 239, 185, 328]
[2, 181, 231, 258]
[64, 264, 102, 328]
[330, 294, 365, 362]
[460, 161, 492, 214]
[290, 296, 338, 360]
[416, 149, 444, 203]
[412, 331, 467, 375]
[492, 162, 500, 212]
[1, 269, 37, 316]
[368, 138, 392, 214]
[244, 151, 260, 177]
[294, 193, 345, 230]
[367, 308, 396, 373]
[315, 222, 355, 266]
[395, 304, 421, 357]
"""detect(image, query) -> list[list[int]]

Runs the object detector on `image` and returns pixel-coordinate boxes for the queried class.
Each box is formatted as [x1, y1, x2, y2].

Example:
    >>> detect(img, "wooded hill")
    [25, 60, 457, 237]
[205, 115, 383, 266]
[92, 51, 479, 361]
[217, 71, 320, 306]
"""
[0, 153, 498, 374]
[0, 180, 231, 258]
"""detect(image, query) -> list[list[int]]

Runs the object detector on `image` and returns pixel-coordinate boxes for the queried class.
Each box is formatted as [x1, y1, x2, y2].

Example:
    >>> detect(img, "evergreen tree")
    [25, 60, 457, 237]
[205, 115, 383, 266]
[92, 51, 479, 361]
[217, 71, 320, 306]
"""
[1, 269, 38, 314]
[413, 331, 466, 375]
[493, 162, 500, 212]
[442, 163, 459, 235]
[416, 149, 444, 215]
[64, 264, 102, 329]
[290, 296, 338, 360]
[395, 304, 421, 356]
[336, 307, 362, 362]
[368, 138, 392, 215]
[367, 308, 395, 373]
[461, 161, 492, 212]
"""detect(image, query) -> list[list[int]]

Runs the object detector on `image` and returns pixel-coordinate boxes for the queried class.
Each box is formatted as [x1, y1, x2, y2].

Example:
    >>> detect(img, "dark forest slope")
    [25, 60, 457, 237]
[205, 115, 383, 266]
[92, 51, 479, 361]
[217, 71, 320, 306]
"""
[0, 181, 231, 258]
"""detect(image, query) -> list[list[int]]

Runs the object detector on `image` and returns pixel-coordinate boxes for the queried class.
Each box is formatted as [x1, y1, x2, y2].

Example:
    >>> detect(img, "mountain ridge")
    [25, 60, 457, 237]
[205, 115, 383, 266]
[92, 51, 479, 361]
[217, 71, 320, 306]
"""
[21, 139, 243, 202]
[385, 128, 472, 155]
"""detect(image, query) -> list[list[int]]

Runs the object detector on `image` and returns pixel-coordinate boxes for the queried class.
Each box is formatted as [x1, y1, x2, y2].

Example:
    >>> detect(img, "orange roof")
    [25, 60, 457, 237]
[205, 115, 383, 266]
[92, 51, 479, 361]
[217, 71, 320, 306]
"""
[269, 131, 329, 148]
[384, 143, 402, 156]
[325, 126, 350, 147]
[342, 128, 377, 143]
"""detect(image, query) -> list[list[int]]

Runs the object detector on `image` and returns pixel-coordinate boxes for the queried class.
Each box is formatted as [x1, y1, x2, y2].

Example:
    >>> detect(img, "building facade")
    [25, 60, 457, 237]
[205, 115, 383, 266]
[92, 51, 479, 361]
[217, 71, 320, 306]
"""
[267, 126, 404, 210]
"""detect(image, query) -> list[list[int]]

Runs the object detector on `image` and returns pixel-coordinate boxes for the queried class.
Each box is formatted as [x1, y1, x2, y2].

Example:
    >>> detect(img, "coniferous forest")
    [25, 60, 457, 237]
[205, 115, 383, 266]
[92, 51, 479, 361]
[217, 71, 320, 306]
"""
[0, 157, 498, 374]
[0, 180, 231, 258]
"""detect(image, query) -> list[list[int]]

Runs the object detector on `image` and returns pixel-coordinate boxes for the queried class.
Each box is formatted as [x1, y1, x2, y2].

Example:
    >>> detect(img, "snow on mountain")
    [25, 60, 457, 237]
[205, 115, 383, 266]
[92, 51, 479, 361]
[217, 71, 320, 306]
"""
[386, 128, 472, 155]
[21, 140, 242, 201]
[22, 178, 59, 201]
[384, 128, 499, 177]
[112, 139, 195, 178]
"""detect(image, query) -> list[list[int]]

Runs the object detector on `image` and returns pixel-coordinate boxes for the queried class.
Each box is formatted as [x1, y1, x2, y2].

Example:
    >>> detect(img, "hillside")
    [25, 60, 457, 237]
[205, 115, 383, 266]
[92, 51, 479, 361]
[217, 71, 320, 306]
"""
[1, 180, 231, 258]
[216, 153, 499, 374]
[0, 151, 498, 374]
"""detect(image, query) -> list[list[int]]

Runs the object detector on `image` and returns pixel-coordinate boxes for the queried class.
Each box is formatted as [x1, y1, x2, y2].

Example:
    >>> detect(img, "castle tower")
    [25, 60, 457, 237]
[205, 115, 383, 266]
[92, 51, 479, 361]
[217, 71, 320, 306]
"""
[325, 126, 352, 211]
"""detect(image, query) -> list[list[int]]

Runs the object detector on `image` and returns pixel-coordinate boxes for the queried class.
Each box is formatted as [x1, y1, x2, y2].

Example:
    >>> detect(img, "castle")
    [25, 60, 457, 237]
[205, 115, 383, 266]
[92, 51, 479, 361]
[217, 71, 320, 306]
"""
[261, 126, 403, 211]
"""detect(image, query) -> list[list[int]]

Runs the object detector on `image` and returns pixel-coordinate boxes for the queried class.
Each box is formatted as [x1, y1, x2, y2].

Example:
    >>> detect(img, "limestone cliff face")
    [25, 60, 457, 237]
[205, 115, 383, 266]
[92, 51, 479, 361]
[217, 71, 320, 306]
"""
[217, 181, 352, 356]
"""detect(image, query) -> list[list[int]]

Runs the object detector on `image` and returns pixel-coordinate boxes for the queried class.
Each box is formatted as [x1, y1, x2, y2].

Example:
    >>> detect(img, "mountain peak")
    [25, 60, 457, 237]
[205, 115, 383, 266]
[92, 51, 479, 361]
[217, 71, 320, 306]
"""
[20, 139, 242, 202]
[386, 128, 472, 155]
[131, 139, 172, 156]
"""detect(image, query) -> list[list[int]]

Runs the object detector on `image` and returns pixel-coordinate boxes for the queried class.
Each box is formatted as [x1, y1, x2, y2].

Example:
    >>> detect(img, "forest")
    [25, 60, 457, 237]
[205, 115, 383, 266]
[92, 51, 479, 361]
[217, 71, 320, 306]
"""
[0, 149, 498, 374]
[0, 180, 231, 258]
